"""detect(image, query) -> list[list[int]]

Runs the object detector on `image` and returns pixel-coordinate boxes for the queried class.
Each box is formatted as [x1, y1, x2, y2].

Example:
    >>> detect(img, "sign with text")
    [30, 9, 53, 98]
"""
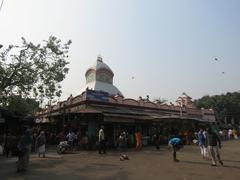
[86, 90, 109, 102]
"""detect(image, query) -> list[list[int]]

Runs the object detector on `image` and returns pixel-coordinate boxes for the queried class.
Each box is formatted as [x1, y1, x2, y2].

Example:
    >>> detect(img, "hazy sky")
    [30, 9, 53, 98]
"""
[0, 0, 240, 103]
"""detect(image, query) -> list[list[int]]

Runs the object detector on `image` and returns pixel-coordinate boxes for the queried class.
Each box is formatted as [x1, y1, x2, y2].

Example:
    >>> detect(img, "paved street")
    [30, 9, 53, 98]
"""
[1, 140, 240, 180]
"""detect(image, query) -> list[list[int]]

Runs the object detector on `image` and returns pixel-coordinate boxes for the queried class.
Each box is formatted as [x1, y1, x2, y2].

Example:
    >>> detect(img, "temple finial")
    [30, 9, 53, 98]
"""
[97, 54, 103, 62]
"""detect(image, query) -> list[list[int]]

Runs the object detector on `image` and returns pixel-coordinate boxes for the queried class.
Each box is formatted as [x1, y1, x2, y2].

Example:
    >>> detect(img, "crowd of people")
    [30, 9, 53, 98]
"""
[167, 126, 240, 166]
[0, 124, 239, 172]
[168, 126, 224, 166]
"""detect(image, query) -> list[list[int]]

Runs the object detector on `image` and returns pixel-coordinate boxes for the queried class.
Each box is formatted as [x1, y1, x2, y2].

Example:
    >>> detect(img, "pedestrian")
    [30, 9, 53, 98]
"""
[4, 132, 17, 158]
[233, 128, 238, 140]
[228, 129, 233, 140]
[168, 137, 184, 162]
[76, 131, 81, 150]
[32, 131, 38, 153]
[135, 131, 142, 150]
[198, 129, 208, 160]
[98, 126, 106, 154]
[122, 131, 128, 148]
[36, 131, 46, 158]
[16, 129, 32, 172]
[66, 131, 76, 151]
[153, 130, 160, 150]
[118, 131, 129, 161]
[206, 127, 223, 166]
[118, 132, 124, 150]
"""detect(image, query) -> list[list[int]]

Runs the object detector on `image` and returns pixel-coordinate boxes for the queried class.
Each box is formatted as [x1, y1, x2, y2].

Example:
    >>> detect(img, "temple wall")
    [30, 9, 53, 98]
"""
[36, 90, 215, 123]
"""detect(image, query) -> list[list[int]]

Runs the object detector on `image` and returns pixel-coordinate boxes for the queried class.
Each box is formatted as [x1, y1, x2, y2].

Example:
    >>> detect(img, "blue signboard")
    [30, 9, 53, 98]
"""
[86, 90, 109, 102]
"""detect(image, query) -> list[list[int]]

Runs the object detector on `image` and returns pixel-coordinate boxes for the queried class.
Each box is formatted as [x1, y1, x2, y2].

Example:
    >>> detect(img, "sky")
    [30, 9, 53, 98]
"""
[0, 0, 240, 103]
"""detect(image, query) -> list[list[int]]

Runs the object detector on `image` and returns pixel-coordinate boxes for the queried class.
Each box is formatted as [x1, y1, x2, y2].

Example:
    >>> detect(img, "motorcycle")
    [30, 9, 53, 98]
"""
[57, 141, 70, 154]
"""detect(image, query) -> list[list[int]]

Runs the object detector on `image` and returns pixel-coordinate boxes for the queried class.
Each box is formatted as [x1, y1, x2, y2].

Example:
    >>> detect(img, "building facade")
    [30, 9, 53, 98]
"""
[36, 57, 216, 146]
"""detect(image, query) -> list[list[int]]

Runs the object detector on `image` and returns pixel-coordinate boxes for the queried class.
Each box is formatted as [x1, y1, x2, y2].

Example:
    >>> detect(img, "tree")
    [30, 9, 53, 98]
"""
[0, 36, 72, 106]
[194, 92, 240, 123]
[7, 95, 40, 117]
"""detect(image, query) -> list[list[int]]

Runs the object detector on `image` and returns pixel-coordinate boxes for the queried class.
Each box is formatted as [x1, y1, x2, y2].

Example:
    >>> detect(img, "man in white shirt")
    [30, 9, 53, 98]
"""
[98, 126, 106, 154]
[66, 131, 76, 151]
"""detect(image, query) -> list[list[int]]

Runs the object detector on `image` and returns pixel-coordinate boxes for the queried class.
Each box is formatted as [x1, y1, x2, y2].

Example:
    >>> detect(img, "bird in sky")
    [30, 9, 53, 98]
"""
[213, 57, 225, 75]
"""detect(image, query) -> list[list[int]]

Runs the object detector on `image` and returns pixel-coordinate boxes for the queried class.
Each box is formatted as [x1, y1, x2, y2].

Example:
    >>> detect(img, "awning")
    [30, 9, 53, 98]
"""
[157, 115, 211, 123]
[103, 113, 153, 123]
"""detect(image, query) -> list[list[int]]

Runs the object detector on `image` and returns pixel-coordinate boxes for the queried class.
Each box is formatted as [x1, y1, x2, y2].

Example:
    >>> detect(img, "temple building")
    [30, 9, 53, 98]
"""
[176, 92, 194, 108]
[79, 56, 123, 97]
[36, 56, 216, 146]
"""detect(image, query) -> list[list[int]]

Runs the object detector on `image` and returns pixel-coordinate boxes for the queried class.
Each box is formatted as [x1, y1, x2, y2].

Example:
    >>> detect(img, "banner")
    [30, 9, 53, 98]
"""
[86, 89, 109, 102]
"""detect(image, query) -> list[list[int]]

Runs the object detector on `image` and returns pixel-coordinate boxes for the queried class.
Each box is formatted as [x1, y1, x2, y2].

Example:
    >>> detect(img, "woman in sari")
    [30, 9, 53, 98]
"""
[135, 131, 142, 150]
[36, 131, 46, 158]
[17, 129, 32, 172]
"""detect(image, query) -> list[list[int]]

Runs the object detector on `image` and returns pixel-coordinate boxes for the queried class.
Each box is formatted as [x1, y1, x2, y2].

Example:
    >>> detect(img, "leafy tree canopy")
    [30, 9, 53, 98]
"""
[0, 36, 72, 107]
[194, 92, 240, 122]
[7, 95, 40, 117]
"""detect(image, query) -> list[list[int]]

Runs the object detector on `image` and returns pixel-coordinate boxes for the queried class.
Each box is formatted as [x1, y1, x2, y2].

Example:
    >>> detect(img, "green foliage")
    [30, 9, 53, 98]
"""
[7, 95, 40, 116]
[0, 36, 72, 106]
[194, 92, 240, 121]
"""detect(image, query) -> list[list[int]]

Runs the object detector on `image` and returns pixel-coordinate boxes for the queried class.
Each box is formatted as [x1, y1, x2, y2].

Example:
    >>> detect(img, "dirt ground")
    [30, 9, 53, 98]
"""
[0, 140, 240, 180]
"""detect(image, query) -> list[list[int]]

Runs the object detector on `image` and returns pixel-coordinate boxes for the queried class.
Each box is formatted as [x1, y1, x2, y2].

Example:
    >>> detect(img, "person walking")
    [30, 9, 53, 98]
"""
[16, 129, 32, 172]
[206, 127, 223, 166]
[198, 129, 208, 160]
[153, 130, 160, 150]
[228, 129, 233, 140]
[168, 137, 184, 162]
[135, 131, 142, 150]
[118, 132, 124, 150]
[66, 131, 76, 151]
[36, 131, 46, 158]
[98, 126, 106, 154]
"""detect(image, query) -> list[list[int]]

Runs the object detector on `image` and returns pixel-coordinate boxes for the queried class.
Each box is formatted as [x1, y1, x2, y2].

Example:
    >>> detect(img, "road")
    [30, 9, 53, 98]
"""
[0, 140, 240, 180]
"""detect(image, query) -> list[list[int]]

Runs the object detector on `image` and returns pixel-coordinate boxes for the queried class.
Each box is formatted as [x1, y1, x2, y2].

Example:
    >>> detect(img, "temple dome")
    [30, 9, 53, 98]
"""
[85, 56, 114, 76]
[79, 56, 123, 97]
